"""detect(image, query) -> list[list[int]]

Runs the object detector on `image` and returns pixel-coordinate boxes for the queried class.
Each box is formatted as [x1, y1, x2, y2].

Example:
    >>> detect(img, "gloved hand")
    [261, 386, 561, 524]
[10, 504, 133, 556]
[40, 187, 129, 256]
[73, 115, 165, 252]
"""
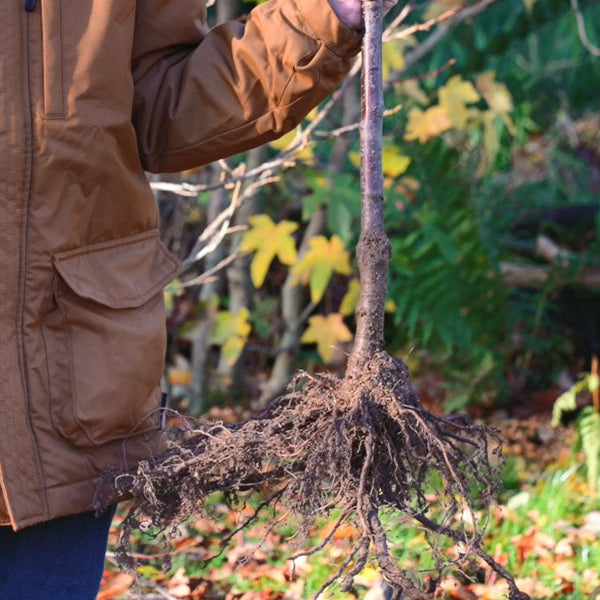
[328, 0, 398, 30]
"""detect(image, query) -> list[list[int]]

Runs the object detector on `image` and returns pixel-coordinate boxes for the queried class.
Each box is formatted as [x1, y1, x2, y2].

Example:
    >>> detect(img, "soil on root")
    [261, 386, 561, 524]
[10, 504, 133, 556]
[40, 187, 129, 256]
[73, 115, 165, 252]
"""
[98, 351, 528, 599]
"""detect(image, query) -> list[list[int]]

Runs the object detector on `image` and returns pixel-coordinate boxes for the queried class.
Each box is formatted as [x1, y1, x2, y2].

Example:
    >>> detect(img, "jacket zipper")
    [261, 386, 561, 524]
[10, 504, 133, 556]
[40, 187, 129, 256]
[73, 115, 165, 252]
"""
[25, 0, 36, 11]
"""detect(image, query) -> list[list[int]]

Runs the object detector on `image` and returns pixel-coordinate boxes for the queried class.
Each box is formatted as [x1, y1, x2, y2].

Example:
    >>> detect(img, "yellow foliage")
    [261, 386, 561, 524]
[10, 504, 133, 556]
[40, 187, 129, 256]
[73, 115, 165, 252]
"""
[382, 36, 417, 80]
[382, 145, 412, 178]
[476, 71, 516, 134]
[404, 106, 452, 143]
[301, 313, 353, 363]
[289, 235, 352, 303]
[209, 307, 252, 366]
[239, 214, 298, 288]
[438, 75, 480, 129]
[339, 278, 360, 316]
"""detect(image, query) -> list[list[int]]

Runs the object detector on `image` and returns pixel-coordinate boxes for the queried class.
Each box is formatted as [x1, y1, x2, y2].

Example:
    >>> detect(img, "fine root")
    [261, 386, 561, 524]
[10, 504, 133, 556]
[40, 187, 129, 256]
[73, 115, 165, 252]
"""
[97, 351, 528, 599]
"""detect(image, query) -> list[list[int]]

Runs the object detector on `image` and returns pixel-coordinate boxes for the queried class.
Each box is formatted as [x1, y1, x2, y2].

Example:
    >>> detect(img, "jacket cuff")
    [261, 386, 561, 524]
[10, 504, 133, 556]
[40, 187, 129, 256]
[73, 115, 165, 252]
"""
[293, 0, 363, 57]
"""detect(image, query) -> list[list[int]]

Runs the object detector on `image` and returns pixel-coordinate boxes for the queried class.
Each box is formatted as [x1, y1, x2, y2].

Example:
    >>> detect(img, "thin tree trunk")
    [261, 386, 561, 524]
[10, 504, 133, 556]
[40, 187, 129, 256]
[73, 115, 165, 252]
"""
[347, 0, 388, 376]
[217, 146, 268, 389]
[189, 168, 228, 414]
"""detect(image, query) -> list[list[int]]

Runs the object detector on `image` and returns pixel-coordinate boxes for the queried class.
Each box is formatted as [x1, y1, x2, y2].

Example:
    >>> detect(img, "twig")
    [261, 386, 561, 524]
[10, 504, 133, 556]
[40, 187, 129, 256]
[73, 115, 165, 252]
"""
[383, 7, 459, 42]
[105, 553, 180, 600]
[387, 58, 455, 85]
[571, 0, 600, 56]
[174, 252, 238, 288]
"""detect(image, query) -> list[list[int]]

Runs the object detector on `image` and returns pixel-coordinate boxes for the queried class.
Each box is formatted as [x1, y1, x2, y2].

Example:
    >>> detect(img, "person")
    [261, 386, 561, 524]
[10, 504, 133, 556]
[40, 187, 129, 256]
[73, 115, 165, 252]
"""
[0, 0, 392, 597]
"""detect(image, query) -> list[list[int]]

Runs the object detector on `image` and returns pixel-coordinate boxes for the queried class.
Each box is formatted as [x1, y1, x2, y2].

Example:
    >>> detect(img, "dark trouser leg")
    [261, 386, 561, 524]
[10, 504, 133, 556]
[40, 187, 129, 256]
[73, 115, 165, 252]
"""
[0, 507, 116, 600]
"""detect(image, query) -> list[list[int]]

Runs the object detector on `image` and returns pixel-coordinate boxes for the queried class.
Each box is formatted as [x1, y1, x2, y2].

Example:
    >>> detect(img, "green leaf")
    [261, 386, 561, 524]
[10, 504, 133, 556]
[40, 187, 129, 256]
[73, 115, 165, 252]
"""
[327, 195, 353, 244]
[579, 406, 600, 487]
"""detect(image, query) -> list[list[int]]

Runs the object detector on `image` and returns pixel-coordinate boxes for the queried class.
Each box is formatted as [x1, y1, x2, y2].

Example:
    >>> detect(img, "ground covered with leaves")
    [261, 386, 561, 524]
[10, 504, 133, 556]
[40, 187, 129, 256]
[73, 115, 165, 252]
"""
[96, 405, 600, 600]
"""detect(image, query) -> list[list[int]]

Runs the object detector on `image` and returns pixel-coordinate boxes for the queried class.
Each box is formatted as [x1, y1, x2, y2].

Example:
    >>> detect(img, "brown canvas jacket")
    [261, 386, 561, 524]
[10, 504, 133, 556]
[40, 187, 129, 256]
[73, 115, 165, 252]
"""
[0, 0, 360, 530]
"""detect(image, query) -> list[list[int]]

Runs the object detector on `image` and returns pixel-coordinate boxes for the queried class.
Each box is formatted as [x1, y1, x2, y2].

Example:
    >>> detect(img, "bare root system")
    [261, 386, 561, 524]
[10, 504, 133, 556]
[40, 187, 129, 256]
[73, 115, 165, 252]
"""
[97, 351, 529, 600]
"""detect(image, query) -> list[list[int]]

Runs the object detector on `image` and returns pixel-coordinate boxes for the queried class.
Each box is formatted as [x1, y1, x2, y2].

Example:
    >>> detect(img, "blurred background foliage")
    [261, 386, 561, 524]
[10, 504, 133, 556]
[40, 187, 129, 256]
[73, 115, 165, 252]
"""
[158, 0, 600, 418]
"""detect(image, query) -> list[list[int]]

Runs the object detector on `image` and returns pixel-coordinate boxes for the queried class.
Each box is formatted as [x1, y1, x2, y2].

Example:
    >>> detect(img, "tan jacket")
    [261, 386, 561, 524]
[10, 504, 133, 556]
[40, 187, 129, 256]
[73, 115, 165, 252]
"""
[0, 0, 360, 530]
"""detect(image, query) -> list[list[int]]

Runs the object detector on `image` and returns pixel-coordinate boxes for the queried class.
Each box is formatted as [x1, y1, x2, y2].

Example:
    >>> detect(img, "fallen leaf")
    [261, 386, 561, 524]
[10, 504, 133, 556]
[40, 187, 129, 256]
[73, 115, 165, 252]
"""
[554, 537, 575, 558]
[511, 526, 555, 565]
[167, 567, 192, 598]
[321, 519, 359, 541]
[513, 577, 553, 597]
[440, 576, 478, 599]
[96, 571, 135, 600]
[465, 580, 508, 600]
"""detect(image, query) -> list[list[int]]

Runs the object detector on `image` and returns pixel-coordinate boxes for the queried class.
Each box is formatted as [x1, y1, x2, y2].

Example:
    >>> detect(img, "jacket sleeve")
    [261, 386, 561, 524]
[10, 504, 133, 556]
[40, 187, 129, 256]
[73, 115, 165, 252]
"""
[131, 0, 362, 173]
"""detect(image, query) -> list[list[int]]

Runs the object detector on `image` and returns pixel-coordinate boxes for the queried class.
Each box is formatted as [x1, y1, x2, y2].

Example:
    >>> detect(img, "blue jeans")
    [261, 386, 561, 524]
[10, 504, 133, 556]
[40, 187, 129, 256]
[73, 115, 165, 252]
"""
[0, 508, 116, 600]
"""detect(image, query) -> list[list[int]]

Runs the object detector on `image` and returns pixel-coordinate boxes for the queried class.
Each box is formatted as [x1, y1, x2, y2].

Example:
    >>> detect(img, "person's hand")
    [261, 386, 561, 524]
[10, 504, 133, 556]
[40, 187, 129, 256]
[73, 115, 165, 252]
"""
[328, 0, 397, 31]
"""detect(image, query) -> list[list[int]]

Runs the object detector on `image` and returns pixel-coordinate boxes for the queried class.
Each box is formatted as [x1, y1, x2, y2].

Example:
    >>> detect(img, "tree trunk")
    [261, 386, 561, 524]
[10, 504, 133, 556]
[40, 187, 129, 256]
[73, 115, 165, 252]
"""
[347, 0, 389, 376]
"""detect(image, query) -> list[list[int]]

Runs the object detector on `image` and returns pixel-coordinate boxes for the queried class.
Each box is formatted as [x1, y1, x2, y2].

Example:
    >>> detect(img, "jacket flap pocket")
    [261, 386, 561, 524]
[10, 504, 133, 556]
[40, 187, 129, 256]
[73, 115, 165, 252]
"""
[52, 231, 182, 309]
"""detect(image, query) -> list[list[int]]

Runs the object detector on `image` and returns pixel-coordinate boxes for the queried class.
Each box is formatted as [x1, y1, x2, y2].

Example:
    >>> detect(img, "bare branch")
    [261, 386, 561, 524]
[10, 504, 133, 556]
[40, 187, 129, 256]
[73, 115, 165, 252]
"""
[571, 0, 600, 57]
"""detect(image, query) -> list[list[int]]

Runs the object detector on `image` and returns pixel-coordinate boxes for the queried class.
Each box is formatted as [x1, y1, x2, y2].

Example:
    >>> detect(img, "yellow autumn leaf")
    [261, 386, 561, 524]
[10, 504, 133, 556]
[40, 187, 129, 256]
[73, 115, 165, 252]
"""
[382, 145, 411, 178]
[382, 36, 416, 80]
[404, 106, 452, 143]
[209, 307, 252, 366]
[239, 214, 298, 288]
[438, 75, 480, 129]
[476, 71, 516, 134]
[339, 278, 360, 316]
[301, 313, 353, 363]
[289, 235, 352, 303]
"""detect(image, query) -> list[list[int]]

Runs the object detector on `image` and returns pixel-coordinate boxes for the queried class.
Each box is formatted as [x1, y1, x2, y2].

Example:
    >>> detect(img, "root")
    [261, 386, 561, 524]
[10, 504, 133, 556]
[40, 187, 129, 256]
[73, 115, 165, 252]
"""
[97, 351, 528, 599]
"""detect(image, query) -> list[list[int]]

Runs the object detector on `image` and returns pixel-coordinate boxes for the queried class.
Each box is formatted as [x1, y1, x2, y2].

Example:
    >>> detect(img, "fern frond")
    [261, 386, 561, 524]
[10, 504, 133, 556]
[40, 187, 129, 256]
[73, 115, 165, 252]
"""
[551, 389, 578, 427]
[578, 406, 600, 488]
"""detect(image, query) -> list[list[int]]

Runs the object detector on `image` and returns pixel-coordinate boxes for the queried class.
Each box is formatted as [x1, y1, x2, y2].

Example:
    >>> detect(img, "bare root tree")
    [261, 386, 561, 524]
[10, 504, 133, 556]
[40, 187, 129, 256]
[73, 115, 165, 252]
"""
[97, 2, 529, 598]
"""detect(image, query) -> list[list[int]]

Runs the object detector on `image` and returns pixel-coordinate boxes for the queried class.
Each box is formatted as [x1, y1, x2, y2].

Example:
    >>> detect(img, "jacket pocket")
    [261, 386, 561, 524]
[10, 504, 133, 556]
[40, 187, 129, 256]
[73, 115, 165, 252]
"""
[42, 231, 182, 447]
[41, 0, 65, 117]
